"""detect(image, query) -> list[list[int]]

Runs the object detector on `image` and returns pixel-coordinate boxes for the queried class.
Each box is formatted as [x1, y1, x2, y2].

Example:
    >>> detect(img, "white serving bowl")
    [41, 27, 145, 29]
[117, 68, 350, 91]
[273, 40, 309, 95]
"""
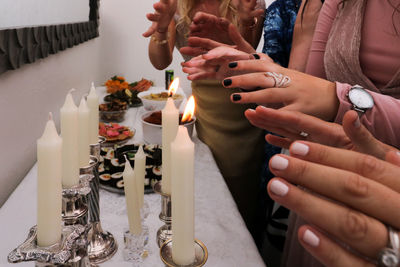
[141, 110, 196, 145]
[138, 88, 184, 111]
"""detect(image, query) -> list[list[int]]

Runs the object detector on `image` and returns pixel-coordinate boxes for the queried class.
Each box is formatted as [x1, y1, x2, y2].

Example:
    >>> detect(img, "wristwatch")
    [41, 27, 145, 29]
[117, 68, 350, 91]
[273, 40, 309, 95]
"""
[347, 85, 374, 116]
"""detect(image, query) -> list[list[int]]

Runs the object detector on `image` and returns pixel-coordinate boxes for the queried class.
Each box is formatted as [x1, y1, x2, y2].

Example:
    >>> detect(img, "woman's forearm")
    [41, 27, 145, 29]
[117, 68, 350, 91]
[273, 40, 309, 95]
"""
[148, 21, 176, 70]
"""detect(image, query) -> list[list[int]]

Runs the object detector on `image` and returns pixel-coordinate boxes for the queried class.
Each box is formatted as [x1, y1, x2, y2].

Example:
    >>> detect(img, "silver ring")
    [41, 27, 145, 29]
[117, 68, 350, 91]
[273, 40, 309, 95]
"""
[299, 131, 309, 138]
[264, 72, 291, 88]
[378, 226, 400, 267]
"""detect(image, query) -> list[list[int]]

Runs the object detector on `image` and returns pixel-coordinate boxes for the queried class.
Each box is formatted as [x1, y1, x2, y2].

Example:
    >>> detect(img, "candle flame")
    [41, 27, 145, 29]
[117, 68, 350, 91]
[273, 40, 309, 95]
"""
[168, 77, 179, 96]
[48, 112, 53, 121]
[181, 96, 195, 123]
[68, 88, 76, 94]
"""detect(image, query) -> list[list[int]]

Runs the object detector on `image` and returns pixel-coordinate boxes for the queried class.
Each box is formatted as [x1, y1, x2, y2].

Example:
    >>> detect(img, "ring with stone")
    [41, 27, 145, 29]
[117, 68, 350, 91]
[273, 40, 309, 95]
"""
[299, 131, 309, 138]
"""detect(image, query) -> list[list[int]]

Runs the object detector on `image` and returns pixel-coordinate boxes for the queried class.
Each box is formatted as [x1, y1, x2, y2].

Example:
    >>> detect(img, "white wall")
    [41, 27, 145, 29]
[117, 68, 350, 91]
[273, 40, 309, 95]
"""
[0, 0, 89, 29]
[0, 40, 102, 206]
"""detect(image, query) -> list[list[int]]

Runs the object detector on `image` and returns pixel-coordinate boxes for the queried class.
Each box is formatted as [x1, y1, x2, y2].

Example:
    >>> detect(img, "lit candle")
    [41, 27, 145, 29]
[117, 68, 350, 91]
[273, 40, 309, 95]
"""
[161, 98, 179, 195]
[135, 145, 146, 208]
[37, 113, 62, 247]
[123, 158, 142, 235]
[78, 97, 90, 168]
[60, 90, 79, 188]
[87, 82, 99, 145]
[171, 126, 195, 265]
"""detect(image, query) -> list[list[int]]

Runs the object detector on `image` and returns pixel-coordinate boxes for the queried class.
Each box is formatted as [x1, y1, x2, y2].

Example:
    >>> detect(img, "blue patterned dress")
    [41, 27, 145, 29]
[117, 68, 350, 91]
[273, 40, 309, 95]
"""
[259, 0, 301, 253]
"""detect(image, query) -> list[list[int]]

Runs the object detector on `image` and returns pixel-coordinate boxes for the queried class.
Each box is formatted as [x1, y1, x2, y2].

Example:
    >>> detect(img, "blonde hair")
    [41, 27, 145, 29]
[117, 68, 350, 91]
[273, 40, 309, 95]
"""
[176, 0, 238, 36]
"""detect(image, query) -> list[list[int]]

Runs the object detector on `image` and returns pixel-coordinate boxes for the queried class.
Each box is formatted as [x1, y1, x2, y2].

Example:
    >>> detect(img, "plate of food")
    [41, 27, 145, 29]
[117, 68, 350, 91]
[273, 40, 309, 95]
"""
[98, 144, 162, 194]
[103, 76, 153, 107]
[99, 122, 135, 146]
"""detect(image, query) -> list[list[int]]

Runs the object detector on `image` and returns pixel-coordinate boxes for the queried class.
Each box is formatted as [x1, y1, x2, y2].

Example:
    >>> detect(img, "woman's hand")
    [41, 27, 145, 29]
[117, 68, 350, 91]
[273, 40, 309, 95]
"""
[225, 59, 338, 121]
[245, 107, 398, 159]
[184, 12, 256, 55]
[181, 45, 255, 80]
[267, 141, 400, 266]
[189, 12, 233, 45]
[143, 0, 177, 37]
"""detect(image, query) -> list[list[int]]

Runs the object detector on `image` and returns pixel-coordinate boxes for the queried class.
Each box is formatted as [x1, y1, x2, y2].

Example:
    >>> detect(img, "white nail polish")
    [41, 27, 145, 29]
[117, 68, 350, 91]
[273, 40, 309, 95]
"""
[270, 180, 289, 196]
[354, 116, 361, 128]
[303, 229, 320, 247]
[291, 142, 309, 156]
[270, 155, 288, 170]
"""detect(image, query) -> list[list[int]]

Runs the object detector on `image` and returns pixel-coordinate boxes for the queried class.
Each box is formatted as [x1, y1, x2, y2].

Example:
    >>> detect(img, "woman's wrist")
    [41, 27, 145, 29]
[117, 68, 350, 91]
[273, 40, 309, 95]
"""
[151, 31, 170, 45]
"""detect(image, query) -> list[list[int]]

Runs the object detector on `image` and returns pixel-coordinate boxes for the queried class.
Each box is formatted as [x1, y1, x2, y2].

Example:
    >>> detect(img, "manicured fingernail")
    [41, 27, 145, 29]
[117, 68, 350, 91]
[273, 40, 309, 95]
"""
[253, 53, 260, 59]
[232, 94, 241, 101]
[270, 155, 288, 170]
[303, 229, 320, 247]
[291, 142, 309, 156]
[228, 62, 237, 68]
[223, 79, 232, 86]
[270, 180, 289, 196]
[354, 116, 361, 128]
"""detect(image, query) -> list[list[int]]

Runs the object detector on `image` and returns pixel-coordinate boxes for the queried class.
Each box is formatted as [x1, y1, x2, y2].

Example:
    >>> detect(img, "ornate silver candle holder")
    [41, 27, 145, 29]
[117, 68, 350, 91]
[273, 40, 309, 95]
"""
[8, 224, 90, 267]
[153, 181, 172, 247]
[160, 239, 208, 267]
[62, 174, 92, 226]
[79, 137, 117, 264]
[122, 225, 150, 266]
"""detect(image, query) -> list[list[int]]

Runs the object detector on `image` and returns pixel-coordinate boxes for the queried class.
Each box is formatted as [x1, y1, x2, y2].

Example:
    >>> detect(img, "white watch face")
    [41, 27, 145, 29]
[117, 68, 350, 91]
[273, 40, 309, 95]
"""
[348, 88, 374, 109]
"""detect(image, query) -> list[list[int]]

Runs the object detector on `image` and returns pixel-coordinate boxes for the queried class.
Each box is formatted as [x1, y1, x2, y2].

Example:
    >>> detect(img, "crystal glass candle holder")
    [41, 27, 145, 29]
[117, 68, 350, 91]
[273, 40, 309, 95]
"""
[123, 225, 149, 266]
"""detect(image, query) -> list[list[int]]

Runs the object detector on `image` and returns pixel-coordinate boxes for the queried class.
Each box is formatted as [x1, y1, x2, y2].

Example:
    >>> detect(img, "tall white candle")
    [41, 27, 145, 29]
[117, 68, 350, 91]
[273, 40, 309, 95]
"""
[37, 113, 62, 247]
[161, 98, 179, 195]
[78, 97, 90, 168]
[60, 90, 79, 188]
[87, 82, 99, 145]
[123, 158, 142, 235]
[171, 126, 195, 265]
[135, 145, 146, 208]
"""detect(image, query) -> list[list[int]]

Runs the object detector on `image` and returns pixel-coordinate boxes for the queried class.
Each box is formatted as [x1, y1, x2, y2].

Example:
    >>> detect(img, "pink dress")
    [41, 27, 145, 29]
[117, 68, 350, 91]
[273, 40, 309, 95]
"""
[306, 0, 400, 148]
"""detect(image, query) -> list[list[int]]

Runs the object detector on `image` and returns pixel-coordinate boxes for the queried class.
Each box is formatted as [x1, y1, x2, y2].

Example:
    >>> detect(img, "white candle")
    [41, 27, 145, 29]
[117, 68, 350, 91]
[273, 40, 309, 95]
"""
[87, 82, 99, 145]
[123, 158, 142, 235]
[135, 145, 146, 208]
[60, 90, 79, 188]
[161, 98, 179, 195]
[37, 113, 62, 247]
[171, 126, 195, 265]
[78, 97, 90, 168]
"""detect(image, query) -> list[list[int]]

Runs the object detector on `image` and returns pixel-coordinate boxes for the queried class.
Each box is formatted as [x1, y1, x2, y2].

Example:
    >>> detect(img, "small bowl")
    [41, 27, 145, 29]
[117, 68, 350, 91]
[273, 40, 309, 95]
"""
[141, 110, 195, 145]
[138, 89, 184, 111]
[99, 109, 126, 122]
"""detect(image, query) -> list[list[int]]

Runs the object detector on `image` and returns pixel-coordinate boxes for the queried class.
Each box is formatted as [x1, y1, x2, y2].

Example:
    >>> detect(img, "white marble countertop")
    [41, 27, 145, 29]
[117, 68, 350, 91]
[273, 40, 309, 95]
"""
[0, 87, 266, 267]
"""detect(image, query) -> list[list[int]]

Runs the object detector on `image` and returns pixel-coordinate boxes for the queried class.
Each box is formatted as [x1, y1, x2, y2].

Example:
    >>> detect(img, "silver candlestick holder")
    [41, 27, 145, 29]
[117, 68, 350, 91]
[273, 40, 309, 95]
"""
[160, 239, 208, 267]
[153, 181, 172, 248]
[8, 224, 90, 267]
[62, 174, 92, 226]
[79, 137, 117, 264]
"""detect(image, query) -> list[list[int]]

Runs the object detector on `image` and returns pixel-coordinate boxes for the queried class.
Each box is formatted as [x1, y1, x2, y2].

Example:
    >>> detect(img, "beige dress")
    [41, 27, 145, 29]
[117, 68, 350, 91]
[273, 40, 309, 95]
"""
[174, 6, 266, 235]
